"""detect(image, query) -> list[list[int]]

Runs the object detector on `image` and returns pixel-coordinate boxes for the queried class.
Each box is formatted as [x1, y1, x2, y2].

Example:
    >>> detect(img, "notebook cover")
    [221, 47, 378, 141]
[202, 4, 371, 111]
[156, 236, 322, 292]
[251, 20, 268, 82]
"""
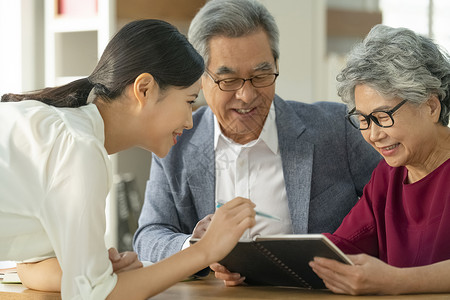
[217, 234, 352, 289]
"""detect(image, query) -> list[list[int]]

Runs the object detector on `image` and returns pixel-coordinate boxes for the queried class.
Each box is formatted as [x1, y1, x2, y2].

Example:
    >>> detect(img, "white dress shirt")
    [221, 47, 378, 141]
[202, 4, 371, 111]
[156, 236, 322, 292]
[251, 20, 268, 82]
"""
[0, 101, 117, 299]
[214, 102, 293, 239]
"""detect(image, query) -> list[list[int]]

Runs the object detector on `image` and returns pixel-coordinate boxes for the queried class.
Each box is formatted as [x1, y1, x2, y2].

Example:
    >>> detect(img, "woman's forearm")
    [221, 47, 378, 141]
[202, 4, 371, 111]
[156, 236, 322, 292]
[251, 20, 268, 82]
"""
[107, 240, 212, 300]
[108, 198, 256, 300]
[16, 258, 62, 292]
[394, 260, 450, 294]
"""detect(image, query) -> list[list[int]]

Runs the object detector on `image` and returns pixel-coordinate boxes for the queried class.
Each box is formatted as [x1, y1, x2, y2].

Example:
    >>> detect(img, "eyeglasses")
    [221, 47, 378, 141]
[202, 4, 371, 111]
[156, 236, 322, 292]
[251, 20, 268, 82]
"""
[205, 69, 279, 91]
[345, 99, 408, 130]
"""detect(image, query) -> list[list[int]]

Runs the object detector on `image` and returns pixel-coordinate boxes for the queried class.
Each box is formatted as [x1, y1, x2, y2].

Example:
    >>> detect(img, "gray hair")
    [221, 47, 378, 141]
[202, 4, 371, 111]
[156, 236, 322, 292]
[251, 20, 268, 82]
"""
[337, 24, 450, 126]
[188, 0, 279, 66]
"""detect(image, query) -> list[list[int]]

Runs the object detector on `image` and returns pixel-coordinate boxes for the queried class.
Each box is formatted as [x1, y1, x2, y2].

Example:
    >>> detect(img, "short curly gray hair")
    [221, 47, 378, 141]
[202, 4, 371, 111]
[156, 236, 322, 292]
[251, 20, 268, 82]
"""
[188, 0, 279, 66]
[337, 24, 450, 126]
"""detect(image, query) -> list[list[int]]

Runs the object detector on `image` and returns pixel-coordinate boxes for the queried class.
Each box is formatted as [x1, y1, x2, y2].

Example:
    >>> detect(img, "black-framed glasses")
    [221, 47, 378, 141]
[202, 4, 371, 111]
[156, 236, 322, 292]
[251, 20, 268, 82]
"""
[205, 68, 279, 91]
[345, 99, 408, 130]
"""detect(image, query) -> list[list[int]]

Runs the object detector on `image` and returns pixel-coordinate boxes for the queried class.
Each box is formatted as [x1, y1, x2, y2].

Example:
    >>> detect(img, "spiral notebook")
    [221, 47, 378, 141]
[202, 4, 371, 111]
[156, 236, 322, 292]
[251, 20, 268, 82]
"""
[191, 234, 352, 289]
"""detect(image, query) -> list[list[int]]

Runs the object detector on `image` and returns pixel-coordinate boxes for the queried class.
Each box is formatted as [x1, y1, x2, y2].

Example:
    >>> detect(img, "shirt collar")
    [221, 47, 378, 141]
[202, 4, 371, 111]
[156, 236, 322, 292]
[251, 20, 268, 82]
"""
[213, 101, 278, 154]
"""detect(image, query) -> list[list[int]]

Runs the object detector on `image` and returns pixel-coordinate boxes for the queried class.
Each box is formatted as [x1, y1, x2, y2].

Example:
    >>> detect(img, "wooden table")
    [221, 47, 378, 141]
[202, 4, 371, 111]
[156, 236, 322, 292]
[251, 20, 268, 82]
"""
[0, 279, 60, 300]
[151, 275, 450, 300]
[2, 275, 450, 300]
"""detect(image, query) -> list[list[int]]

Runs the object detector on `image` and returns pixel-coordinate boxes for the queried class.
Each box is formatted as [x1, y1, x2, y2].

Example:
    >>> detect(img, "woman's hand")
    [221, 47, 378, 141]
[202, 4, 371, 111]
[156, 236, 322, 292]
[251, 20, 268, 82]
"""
[17, 248, 142, 293]
[108, 248, 143, 273]
[196, 197, 256, 264]
[309, 254, 401, 295]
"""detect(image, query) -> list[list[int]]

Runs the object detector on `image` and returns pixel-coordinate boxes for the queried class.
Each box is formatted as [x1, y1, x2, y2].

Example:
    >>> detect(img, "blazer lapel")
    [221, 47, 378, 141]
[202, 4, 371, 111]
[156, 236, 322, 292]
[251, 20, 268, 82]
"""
[274, 96, 314, 233]
[183, 108, 216, 218]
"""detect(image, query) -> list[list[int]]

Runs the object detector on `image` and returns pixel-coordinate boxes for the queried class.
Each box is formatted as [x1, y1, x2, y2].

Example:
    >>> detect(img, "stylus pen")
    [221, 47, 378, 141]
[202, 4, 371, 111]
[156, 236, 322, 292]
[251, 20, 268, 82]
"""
[216, 202, 281, 221]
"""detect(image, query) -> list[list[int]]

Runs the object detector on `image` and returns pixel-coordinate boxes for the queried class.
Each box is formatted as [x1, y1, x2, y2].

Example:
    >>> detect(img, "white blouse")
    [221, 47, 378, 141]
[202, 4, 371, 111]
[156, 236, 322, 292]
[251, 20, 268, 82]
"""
[0, 100, 117, 299]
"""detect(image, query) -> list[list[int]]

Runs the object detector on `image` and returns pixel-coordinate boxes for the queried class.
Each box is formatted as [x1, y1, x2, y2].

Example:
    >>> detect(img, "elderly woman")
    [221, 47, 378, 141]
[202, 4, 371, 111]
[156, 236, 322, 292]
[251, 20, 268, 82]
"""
[309, 24, 450, 295]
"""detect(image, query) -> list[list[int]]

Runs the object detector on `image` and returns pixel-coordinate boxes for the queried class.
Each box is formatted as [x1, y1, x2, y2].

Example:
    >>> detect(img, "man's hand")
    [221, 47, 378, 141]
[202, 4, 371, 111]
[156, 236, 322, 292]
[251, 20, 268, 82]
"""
[192, 214, 213, 239]
[210, 262, 246, 286]
[108, 247, 143, 273]
[193, 199, 252, 287]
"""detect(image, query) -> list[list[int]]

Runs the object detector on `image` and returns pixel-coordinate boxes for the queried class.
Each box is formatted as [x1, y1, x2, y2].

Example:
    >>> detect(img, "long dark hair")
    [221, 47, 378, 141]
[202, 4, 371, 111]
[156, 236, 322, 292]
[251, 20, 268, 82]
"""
[1, 19, 204, 107]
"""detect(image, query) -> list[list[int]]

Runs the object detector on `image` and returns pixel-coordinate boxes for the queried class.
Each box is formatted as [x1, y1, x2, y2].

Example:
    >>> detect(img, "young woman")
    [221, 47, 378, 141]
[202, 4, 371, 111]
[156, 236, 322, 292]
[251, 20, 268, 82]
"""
[0, 19, 256, 299]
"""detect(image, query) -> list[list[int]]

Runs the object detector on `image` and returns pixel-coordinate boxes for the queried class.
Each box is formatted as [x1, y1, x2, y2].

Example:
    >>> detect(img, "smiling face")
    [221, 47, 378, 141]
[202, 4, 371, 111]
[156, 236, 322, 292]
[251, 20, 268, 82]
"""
[141, 80, 201, 157]
[354, 84, 441, 169]
[202, 28, 277, 145]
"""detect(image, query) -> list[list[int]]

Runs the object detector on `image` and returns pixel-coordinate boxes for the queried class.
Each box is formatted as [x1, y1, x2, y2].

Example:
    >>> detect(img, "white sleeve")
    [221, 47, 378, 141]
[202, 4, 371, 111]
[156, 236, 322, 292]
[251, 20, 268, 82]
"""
[39, 133, 117, 300]
[181, 235, 192, 250]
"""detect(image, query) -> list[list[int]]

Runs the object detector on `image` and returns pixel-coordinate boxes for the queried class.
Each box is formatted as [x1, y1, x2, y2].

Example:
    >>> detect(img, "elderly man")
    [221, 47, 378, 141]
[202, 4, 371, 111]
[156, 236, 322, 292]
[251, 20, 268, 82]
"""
[134, 0, 380, 269]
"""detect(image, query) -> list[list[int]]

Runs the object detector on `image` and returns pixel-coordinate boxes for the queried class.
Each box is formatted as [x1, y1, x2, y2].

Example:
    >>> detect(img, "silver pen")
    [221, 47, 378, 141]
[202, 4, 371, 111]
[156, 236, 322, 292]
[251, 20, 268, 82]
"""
[216, 202, 281, 221]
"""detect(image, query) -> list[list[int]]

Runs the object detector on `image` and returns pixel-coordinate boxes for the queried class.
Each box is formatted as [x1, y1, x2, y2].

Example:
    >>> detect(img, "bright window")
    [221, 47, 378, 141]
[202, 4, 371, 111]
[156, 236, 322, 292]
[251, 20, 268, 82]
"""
[433, 0, 450, 52]
[380, 0, 450, 53]
[0, 0, 22, 96]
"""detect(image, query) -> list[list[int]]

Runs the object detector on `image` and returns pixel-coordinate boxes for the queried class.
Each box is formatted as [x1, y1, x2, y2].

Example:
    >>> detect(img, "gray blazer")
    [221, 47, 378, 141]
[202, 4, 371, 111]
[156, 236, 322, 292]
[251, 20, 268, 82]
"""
[134, 95, 381, 262]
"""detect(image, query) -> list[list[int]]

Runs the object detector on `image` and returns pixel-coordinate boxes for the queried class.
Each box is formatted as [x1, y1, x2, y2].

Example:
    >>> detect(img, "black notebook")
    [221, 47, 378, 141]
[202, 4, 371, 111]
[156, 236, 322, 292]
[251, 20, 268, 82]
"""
[191, 234, 352, 289]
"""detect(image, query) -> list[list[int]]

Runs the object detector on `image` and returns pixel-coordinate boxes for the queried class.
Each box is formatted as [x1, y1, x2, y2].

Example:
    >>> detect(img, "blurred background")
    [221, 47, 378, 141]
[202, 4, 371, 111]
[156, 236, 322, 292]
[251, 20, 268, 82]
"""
[0, 0, 448, 250]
